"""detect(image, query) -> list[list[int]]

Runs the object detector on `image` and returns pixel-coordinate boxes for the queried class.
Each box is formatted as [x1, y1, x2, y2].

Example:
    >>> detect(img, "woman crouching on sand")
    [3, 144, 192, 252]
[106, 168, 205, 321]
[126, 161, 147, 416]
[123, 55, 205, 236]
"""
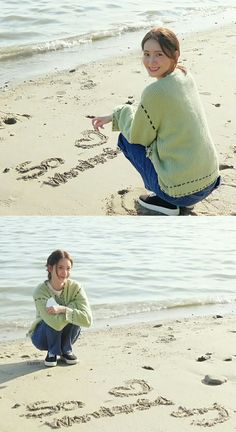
[92, 27, 220, 216]
[28, 250, 92, 367]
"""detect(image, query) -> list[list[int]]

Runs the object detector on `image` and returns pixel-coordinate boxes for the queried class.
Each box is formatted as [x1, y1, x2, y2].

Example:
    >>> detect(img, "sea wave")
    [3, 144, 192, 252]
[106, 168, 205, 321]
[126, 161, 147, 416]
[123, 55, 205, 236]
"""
[1, 296, 236, 341]
[93, 296, 236, 321]
[0, 22, 162, 63]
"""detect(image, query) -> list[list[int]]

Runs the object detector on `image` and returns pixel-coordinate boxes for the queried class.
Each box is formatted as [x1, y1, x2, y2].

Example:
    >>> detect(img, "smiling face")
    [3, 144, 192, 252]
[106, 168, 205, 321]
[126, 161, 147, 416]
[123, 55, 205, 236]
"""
[56, 258, 72, 282]
[48, 258, 72, 289]
[142, 38, 177, 79]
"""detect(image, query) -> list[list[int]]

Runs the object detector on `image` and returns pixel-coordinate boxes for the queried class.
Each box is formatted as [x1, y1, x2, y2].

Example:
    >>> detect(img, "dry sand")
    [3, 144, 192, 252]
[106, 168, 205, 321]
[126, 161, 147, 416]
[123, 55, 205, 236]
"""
[1, 314, 236, 431]
[0, 23, 235, 216]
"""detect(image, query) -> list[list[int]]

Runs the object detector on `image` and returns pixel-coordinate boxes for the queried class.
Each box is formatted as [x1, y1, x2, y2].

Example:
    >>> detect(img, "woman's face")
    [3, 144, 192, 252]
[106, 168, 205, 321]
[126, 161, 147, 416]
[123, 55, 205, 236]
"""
[49, 258, 72, 285]
[142, 38, 176, 79]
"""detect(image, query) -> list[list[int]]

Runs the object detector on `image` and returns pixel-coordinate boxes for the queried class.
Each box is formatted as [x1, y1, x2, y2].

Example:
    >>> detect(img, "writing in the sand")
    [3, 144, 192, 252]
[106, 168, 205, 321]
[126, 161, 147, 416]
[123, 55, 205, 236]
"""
[17, 379, 229, 429]
[3, 129, 120, 187]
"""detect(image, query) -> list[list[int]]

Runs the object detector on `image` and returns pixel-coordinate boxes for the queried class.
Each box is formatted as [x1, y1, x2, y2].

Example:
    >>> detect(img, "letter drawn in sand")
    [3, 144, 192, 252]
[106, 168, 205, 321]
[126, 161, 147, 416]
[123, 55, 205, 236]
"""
[43, 148, 119, 187]
[23, 400, 84, 419]
[16, 378, 231, 429]
[171, 403, 229, 427]
[3, 128, 119, 188]
[45, 396, 174, 429]
[15, 158, 65, 181]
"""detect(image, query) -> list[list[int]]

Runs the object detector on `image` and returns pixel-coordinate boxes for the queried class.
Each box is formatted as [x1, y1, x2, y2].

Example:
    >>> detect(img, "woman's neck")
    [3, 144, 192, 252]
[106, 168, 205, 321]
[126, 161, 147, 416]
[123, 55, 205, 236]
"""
[48, 279, 65, 291]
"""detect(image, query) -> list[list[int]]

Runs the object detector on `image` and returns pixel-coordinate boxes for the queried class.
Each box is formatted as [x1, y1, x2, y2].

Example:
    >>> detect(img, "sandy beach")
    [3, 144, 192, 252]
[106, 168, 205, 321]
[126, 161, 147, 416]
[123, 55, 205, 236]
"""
[1, 314, 236, 431]
[0, 23, 235, 215]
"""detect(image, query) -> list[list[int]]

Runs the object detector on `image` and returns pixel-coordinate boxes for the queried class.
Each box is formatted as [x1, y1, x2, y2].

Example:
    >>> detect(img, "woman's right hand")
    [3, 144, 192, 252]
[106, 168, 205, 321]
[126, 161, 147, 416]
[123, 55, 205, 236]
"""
[92, 115, 112, 131]
[46, 305, 66, 314]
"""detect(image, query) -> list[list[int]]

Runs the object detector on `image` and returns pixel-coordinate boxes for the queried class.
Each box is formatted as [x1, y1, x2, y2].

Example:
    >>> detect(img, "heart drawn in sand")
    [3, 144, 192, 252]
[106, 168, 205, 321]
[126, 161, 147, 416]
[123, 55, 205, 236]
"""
[108, 379, 152, 398]
[75, 129, 108, 149]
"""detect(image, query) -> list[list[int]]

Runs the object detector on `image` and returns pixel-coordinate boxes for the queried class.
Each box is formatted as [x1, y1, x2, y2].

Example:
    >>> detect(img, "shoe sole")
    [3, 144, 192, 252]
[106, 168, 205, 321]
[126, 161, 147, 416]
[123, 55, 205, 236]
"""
[181, 205, 194, 210]
[60, 356, 78, 365]
[138, 198, 180, 216]
[44, 360, 57, 367]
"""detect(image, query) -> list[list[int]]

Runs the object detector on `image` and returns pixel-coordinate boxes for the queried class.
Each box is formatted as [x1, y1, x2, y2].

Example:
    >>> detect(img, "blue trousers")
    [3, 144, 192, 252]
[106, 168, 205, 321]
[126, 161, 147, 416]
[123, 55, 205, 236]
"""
[118, 133, 220, 207]
[31, 321, 81, 356]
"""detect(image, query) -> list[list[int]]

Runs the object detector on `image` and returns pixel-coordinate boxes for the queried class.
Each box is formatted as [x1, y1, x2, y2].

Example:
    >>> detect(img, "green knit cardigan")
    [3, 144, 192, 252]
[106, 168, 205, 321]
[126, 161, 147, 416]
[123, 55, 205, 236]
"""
[28, 279, 92, 336]
[112, 69, 219, 197]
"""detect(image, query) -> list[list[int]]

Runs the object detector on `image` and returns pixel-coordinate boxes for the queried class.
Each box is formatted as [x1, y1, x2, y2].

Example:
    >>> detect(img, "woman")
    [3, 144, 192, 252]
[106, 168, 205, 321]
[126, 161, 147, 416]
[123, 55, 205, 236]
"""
[92, 27, 220, 216]
[28, 250, 92, 367]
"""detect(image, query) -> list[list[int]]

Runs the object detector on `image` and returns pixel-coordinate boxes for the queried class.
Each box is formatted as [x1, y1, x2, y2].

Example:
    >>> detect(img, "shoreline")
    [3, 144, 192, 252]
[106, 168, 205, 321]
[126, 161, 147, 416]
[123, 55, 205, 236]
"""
[2, 301, 236, 343]
[0, 23, 235, 216]
[1, 9, 235, 88]
[1, 313, 236, 431]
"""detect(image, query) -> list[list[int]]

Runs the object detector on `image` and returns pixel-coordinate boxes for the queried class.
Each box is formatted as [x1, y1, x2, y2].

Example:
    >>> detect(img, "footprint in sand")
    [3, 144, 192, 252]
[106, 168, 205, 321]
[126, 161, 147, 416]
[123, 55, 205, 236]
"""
[106, 188, 142, 216]
[80, 80, 96, 90]
[106, 188, 195, 216]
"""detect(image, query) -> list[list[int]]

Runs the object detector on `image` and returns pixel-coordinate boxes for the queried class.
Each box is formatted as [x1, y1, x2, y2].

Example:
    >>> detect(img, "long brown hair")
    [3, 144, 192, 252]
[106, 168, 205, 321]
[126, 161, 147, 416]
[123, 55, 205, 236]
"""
[141, 27, 186, 75]
[46, 249, 73, 280]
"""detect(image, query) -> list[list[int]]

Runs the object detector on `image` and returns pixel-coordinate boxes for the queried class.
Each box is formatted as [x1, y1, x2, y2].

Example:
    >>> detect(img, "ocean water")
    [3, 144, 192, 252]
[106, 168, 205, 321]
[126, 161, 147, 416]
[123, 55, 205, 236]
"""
[0, 216, 236, 341]
[0, 0, 236, 85]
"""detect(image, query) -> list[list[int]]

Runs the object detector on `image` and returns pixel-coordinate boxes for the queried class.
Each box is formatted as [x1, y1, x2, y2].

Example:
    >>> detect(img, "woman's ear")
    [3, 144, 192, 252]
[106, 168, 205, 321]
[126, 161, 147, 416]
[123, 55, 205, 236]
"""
[47, 265, 53, 274]
[175, 50, 180, 61]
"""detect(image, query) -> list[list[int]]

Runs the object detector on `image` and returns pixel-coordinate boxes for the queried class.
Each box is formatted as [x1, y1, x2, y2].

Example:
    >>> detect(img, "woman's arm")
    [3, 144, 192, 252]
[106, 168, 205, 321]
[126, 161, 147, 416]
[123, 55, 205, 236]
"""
[34, 297, 68, 331]
[112, 85, 161, 146]
[33, 281, 92, 330]
[65, 286, 93, 328]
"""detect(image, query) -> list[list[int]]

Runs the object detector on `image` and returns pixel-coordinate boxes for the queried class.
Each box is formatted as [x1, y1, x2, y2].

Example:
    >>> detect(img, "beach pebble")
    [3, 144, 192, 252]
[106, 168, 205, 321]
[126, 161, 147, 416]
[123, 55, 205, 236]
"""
[203, 375, 227, 385]
[213, 314, 223, 319]
[118, 189, 129, 196]
[223, 356, 232, 362]
[197, 354, 211, 362]
[3, 117, 17, 125]
[142, 365, 154, 370]
[219, 163, 234, 171]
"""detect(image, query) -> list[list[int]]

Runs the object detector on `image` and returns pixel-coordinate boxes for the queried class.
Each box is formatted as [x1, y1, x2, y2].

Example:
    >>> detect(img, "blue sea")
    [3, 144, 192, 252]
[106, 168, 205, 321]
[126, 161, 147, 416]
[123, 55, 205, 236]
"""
[0, 0, 236, 85]
[0, 216, 236, 341]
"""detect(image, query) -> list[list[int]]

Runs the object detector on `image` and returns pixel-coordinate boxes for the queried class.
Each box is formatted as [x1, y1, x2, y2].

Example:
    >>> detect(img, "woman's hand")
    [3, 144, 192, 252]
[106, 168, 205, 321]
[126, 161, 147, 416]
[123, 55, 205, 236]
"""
[92, 115, 112, 131]
[46, 305, 66, 315]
